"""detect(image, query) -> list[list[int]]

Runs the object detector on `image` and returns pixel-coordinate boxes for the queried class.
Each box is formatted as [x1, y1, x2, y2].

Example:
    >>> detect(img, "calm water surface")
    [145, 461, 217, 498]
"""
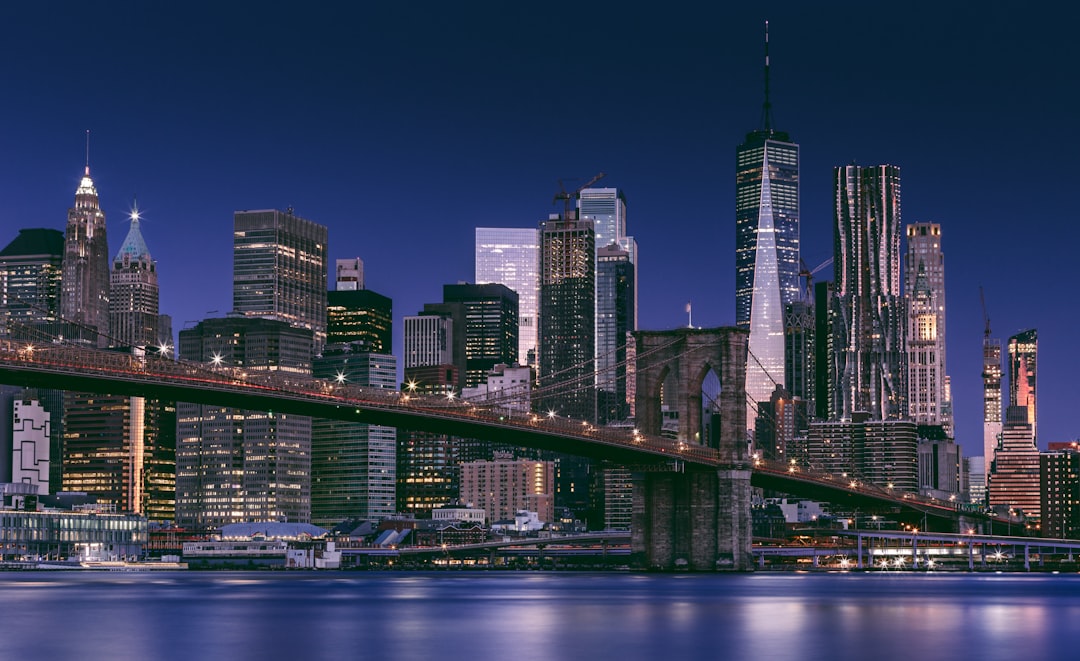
[1, 571, 1079, 660]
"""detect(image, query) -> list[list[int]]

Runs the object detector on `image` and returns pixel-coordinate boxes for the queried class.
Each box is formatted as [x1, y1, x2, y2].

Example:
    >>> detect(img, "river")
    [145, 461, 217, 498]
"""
[1, 571, 1078, 660]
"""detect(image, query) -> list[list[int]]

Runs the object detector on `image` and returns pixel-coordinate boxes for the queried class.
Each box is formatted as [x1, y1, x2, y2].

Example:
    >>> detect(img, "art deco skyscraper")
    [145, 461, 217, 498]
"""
[905, 223, 951, 436]
[233, 208, 327, 349]
[1008, 329, 1037, 442]
[475, 228, 540, 366]
[64, 204, 175, 520]
[109, 202, 161, 348]
[736, 24, 800, 430]
[832, 164, 906, 421]
[61, 159, 110, 346]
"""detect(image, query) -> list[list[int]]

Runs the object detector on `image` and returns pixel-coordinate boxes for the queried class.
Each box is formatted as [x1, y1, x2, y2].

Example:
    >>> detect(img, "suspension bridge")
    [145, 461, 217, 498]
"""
[0, 326, 1009, 570]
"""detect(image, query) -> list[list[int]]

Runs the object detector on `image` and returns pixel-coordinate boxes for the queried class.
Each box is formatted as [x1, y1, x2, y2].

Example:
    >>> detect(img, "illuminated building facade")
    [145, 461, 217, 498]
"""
[1008, 329, 1037, 442]
[396, 430, 460, 515]
[61, 388, 175, 520]
[1040, 448, 1080, 539]
[233, 209, 327, 350]
[0, 228, 64, 333]
[109, 203, 162, 348]
[62, 207, 175, 520]
[441, 283, 518, 390]
[806, 416, 918, 492]
[538, 214, 596, 421]
[460, 456, 555, 524]
[61, 163, 110, 346]
[988, 405, 1040, 520]
[983, 336, 1003, 488]
[736, 29, 799, 432]
[475, 227, 540, 367]
[0, 229, 66, 491]
[832, 164, 906, 421]
[327, 289, 392, 353]
[312, 348, 397, 526]
[905, 222, 951, 436]
[595, 244, 635, 423]
[176, 317, 313, 528]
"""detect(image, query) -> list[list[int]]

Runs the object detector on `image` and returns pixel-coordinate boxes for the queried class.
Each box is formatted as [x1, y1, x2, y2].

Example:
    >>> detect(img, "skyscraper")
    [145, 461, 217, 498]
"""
[578, 188, 626, 253]
[982, 335, 1003, 488]
[735, 24, 800, 431]
[327, 289, 392, 352]
[312, 348, 397, 526]
[475, 228, 540, 366]
[61, 160, 110, 345]
[0, 229, 66, 492]
[233, 208, 327, 349]
[832, 164, 906, 421]
[596, 244, 635, 423]
[988, 405, 1040, 520]
[176, 317, 313, 528]
[109, 202, 162, 348]
[905, 222, 950, 435]
[538, 214, 596, 421]
[0, 228, 64, 334]
[1008, 329, 1037, 442]
[64, 202, 176, 521]
[62, 388, 175, 520]
[441, 283, 519, 389]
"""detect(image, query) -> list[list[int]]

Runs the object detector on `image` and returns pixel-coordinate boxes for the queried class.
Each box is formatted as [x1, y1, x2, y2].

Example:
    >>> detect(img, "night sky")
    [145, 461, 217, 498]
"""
[1, 2, 1076, 457]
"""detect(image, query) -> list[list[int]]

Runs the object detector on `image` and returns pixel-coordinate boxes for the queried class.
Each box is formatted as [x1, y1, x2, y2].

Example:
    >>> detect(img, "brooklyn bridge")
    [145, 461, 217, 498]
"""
[0, 327, 1008, 570]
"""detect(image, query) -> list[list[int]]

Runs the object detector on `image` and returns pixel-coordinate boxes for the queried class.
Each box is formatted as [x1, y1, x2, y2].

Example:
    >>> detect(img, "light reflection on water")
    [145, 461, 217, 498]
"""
[1, 572, 1079, 660]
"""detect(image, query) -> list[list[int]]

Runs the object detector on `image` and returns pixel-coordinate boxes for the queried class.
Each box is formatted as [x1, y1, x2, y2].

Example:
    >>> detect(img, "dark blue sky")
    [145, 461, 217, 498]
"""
[1, 2, 1076, 456]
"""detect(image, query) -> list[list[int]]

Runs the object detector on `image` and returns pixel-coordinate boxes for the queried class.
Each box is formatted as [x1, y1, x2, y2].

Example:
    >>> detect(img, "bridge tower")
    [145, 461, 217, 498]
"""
[631, 327, 754, 571]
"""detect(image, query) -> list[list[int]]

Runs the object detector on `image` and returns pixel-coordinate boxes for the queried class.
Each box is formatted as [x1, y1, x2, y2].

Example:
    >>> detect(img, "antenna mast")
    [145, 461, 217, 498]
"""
[84, 129, 91, 175]
[762, 21, 773, 132]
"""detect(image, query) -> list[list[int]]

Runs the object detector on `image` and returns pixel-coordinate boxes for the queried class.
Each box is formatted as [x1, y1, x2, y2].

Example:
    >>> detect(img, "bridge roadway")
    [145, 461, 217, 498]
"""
[0, 340, 1007, 530]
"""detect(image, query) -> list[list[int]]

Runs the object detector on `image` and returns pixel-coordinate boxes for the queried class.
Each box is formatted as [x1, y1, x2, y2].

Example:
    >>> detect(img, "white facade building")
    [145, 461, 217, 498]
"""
[403, 314, 454, 370]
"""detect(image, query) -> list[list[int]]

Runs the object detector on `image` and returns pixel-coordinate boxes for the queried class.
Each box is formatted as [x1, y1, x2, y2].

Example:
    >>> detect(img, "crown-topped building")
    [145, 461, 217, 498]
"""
[736, 22, 800, 432]
[109, 200, 163, 348]
[61, 134, 110, 346]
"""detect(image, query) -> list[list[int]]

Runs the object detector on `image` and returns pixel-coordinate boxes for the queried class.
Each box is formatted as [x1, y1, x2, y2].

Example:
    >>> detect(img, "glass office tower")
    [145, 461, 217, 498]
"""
[475, 228, 539, 367]
[735, 26, 799, 432]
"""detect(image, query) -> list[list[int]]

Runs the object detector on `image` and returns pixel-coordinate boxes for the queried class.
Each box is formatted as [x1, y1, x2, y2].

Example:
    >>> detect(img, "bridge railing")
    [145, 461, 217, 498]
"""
[0, 340, 721, 465]
[751, 454, 991, 516]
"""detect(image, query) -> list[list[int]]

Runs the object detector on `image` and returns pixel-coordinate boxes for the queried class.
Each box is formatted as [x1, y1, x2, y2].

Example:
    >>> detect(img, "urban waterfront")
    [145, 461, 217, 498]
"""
[2, 571, 1079, 660]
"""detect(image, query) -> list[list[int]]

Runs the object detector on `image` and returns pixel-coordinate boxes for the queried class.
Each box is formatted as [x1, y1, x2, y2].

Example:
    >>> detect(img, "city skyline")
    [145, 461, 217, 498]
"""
[1, 3, 1077, 456]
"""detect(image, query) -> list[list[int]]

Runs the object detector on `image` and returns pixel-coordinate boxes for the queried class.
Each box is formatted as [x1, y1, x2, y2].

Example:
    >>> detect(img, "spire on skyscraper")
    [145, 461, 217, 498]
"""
[114, 198, 152, 263]
[761, 20, 774, 132]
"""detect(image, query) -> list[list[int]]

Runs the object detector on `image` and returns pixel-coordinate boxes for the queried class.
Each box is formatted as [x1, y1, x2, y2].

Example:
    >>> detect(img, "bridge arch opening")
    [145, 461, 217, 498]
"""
[699, 366, 721, 448]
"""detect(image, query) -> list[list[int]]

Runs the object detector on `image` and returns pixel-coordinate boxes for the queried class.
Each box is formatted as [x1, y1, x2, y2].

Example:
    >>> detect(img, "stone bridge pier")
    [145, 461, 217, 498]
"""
[631, 327, 754, 571]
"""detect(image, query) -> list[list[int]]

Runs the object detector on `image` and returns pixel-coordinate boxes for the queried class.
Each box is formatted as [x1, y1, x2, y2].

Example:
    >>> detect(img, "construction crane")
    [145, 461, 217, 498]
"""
[798, 257, 833, 302]
[980, 285, 991, 339]
[553, 172, 606, 220]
